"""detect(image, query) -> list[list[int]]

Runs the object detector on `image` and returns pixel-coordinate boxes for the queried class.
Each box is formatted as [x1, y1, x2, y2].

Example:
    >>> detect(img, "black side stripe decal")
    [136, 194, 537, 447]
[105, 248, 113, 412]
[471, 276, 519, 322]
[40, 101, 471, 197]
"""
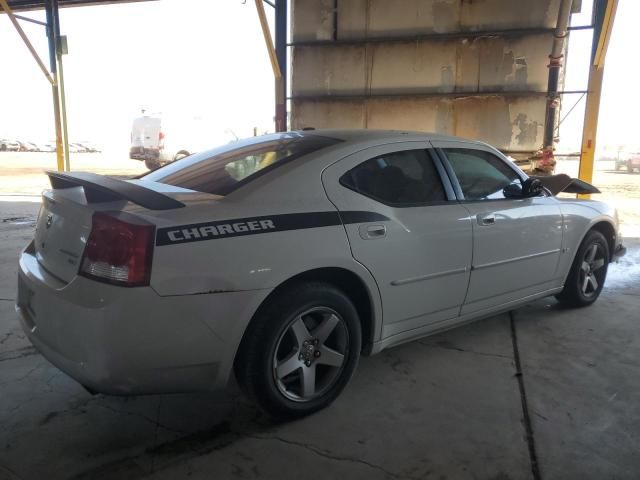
[155, 211, 389, 246]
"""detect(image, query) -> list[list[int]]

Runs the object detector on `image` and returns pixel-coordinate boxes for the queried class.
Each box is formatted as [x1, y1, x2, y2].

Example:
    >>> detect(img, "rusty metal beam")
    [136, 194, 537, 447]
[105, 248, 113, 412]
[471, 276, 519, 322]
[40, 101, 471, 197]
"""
[289, 27, 555, 47]
[289, 90, 590, 101]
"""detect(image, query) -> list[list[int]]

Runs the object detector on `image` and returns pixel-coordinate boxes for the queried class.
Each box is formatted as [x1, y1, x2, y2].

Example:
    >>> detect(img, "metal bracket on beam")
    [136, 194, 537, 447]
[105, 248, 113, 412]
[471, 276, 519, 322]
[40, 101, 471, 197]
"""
[14, 13, 47, 25]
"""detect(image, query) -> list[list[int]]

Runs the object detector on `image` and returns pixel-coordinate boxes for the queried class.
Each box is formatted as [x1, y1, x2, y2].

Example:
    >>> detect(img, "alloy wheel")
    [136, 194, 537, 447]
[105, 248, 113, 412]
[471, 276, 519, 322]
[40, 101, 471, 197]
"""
[272, 307, 349, 402]
[579, 243, 606, 297]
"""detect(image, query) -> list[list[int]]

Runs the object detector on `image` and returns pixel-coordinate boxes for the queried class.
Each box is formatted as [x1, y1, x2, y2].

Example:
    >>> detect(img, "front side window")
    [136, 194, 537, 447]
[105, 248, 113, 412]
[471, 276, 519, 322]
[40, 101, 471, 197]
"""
[442, 148, 522, 200]
[143, 133, 341, 196]
[341, 149, 446, 206]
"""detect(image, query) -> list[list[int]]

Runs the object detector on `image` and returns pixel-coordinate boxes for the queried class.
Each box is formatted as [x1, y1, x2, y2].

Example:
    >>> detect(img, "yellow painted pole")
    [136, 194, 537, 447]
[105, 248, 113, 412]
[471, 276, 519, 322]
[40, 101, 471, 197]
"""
[255, 0, 282, 79]
[0, 0, 54, 84]
[57, 43, 71, 171]
[50, 79, 65, 172]
[577, 0, 618, 199]
[577, 65, 604, 199]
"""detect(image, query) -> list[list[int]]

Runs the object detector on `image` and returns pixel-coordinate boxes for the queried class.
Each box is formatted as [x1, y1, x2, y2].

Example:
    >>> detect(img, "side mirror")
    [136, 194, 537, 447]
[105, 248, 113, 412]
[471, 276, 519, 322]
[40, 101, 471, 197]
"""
[503, 183, 524, 198]
[522, 178, 544, 197]
[503, 178, 544, 199]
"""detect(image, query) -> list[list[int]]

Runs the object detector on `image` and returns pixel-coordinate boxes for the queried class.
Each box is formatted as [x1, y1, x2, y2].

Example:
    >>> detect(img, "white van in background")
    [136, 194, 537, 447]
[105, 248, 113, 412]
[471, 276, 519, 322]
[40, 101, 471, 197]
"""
[130, 112, 197, 170]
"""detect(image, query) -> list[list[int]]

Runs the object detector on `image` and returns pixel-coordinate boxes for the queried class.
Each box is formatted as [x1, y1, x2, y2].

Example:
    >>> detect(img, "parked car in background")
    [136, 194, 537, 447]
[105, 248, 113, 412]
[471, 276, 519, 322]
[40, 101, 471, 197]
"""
[41, 143, 56, 152]
[76, 141, 100, 153]
[1, 139, 20, 151]
[17, 130, 625, 419]
[615, 152, 640, 173]
[22, 142, 40, 152]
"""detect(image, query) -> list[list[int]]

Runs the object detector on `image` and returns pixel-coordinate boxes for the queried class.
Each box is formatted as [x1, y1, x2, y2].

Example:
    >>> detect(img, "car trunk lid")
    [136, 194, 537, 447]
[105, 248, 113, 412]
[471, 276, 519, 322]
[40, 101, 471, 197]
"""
[35, 188, 93, 283]
[36, 172, 201, 283]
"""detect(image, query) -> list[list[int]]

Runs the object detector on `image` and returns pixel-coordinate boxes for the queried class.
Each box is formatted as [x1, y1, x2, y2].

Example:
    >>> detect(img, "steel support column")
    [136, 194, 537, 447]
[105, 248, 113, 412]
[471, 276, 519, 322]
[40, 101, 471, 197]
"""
[45, 0, 65, 171]
[274, 0, 287, 131]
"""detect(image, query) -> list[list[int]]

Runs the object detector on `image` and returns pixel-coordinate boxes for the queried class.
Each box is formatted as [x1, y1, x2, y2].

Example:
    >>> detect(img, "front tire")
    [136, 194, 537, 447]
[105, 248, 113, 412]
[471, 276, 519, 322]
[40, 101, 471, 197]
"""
[174, 150, 190, 161]
[556, 230, 609, 308]
[235, 282, 361, 419]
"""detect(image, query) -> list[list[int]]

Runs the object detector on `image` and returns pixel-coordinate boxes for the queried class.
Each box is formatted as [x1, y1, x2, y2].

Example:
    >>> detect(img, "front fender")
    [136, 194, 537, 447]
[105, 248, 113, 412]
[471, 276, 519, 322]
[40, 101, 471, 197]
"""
[557, 199, 619, 284]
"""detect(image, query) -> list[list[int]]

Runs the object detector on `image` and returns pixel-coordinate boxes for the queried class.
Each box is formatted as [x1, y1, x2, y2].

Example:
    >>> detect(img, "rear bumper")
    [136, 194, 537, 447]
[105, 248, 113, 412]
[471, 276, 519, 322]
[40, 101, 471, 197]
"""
[16, 246, 266, 395]
[613, 243, 626, 262]
[129, 147, 159, 161]
[612, 230, 626, 262]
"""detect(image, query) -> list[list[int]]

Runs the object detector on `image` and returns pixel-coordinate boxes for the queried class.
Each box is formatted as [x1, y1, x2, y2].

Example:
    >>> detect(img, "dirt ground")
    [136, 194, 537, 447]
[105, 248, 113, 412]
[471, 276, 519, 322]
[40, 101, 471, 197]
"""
[554, 158, 640, 236]
[0, 152, 146, 197]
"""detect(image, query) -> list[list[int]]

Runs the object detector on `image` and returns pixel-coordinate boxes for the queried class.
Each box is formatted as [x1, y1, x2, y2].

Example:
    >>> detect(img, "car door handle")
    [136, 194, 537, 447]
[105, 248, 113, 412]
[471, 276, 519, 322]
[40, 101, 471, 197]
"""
[359, 224, 387, 239]
[477, 214, 496, 226]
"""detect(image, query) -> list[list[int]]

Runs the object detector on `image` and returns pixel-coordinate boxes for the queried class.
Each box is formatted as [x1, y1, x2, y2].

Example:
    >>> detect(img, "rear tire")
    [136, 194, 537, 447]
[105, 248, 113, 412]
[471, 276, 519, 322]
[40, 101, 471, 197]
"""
[235, 282, 361, 419]
[144, 158, 161, 170]
[556, 230, 609, 308]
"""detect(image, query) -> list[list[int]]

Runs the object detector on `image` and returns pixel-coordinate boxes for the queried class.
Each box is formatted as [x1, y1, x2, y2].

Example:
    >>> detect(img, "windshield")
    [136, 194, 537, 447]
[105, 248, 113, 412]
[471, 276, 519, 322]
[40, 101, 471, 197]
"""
[143, 133, 341, 196]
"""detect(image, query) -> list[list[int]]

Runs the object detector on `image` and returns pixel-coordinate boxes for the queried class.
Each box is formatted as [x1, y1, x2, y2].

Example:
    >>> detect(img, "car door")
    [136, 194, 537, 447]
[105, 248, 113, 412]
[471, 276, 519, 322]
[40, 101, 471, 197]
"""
[322, 142, 473, 338]
[432, 141, 564, 315]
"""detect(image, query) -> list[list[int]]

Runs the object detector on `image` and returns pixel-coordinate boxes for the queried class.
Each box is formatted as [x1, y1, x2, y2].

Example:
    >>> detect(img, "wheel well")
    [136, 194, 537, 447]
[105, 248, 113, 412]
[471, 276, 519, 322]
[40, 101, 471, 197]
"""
[590, 221, 616, 260]
[242, 268, 375, 356]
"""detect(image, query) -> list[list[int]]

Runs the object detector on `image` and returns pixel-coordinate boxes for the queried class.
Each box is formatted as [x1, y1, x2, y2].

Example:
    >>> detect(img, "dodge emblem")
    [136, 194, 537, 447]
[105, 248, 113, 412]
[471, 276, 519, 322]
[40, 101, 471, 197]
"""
[46, 214, 53, 229]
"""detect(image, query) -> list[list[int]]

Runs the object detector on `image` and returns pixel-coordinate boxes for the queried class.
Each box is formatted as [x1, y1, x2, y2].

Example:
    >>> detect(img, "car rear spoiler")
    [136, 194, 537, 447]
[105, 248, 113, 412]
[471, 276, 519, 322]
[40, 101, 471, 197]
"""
[46, 171, 185, 210]
[531, 174, 601, 195]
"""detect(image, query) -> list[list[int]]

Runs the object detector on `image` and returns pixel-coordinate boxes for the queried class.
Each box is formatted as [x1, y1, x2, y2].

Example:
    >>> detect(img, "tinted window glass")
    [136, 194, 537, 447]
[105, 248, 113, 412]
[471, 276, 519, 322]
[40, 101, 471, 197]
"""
[341, 150, 446, 206]
[144, 134, 341, 195]
[443, 148, 521, 200]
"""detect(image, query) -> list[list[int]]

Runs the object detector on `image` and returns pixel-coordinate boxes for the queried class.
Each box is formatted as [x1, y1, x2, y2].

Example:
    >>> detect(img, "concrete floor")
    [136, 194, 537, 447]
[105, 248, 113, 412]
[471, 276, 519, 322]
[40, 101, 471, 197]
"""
[1, 199, 639, 480]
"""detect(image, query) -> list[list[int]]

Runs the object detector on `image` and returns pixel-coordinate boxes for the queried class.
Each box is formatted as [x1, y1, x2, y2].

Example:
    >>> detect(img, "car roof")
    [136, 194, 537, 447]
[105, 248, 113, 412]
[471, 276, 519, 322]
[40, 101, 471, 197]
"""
[303, 129, 480, 145]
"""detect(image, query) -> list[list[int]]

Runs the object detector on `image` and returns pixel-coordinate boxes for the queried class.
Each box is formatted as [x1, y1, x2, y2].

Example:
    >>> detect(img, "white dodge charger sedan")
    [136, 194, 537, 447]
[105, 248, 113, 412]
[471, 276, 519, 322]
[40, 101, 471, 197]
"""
[17, 130, 625, 418]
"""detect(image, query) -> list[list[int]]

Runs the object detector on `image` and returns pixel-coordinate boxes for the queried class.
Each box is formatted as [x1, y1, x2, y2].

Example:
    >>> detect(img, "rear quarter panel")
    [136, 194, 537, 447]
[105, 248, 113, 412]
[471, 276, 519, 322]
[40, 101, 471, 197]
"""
[149, 201, 360, 295]
[145, 154, 382, 326]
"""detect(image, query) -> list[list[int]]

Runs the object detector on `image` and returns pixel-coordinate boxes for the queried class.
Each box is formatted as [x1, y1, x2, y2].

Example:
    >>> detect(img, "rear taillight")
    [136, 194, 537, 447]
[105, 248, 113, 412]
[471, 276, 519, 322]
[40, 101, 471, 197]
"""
[80, 212, 155, 287]
[158, 131, 165, 150]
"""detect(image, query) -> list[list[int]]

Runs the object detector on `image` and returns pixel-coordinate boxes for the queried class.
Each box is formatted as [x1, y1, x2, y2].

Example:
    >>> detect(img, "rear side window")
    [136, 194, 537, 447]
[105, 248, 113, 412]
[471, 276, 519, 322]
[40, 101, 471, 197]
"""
[144, 134, 341, 195]
[341, 149, 446, 206]
[442, 148, 522, 200]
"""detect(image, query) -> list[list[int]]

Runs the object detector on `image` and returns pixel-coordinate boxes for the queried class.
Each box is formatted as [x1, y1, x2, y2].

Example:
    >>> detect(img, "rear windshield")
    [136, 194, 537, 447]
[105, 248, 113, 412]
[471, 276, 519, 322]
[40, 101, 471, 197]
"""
[143, 133, 341, 195]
